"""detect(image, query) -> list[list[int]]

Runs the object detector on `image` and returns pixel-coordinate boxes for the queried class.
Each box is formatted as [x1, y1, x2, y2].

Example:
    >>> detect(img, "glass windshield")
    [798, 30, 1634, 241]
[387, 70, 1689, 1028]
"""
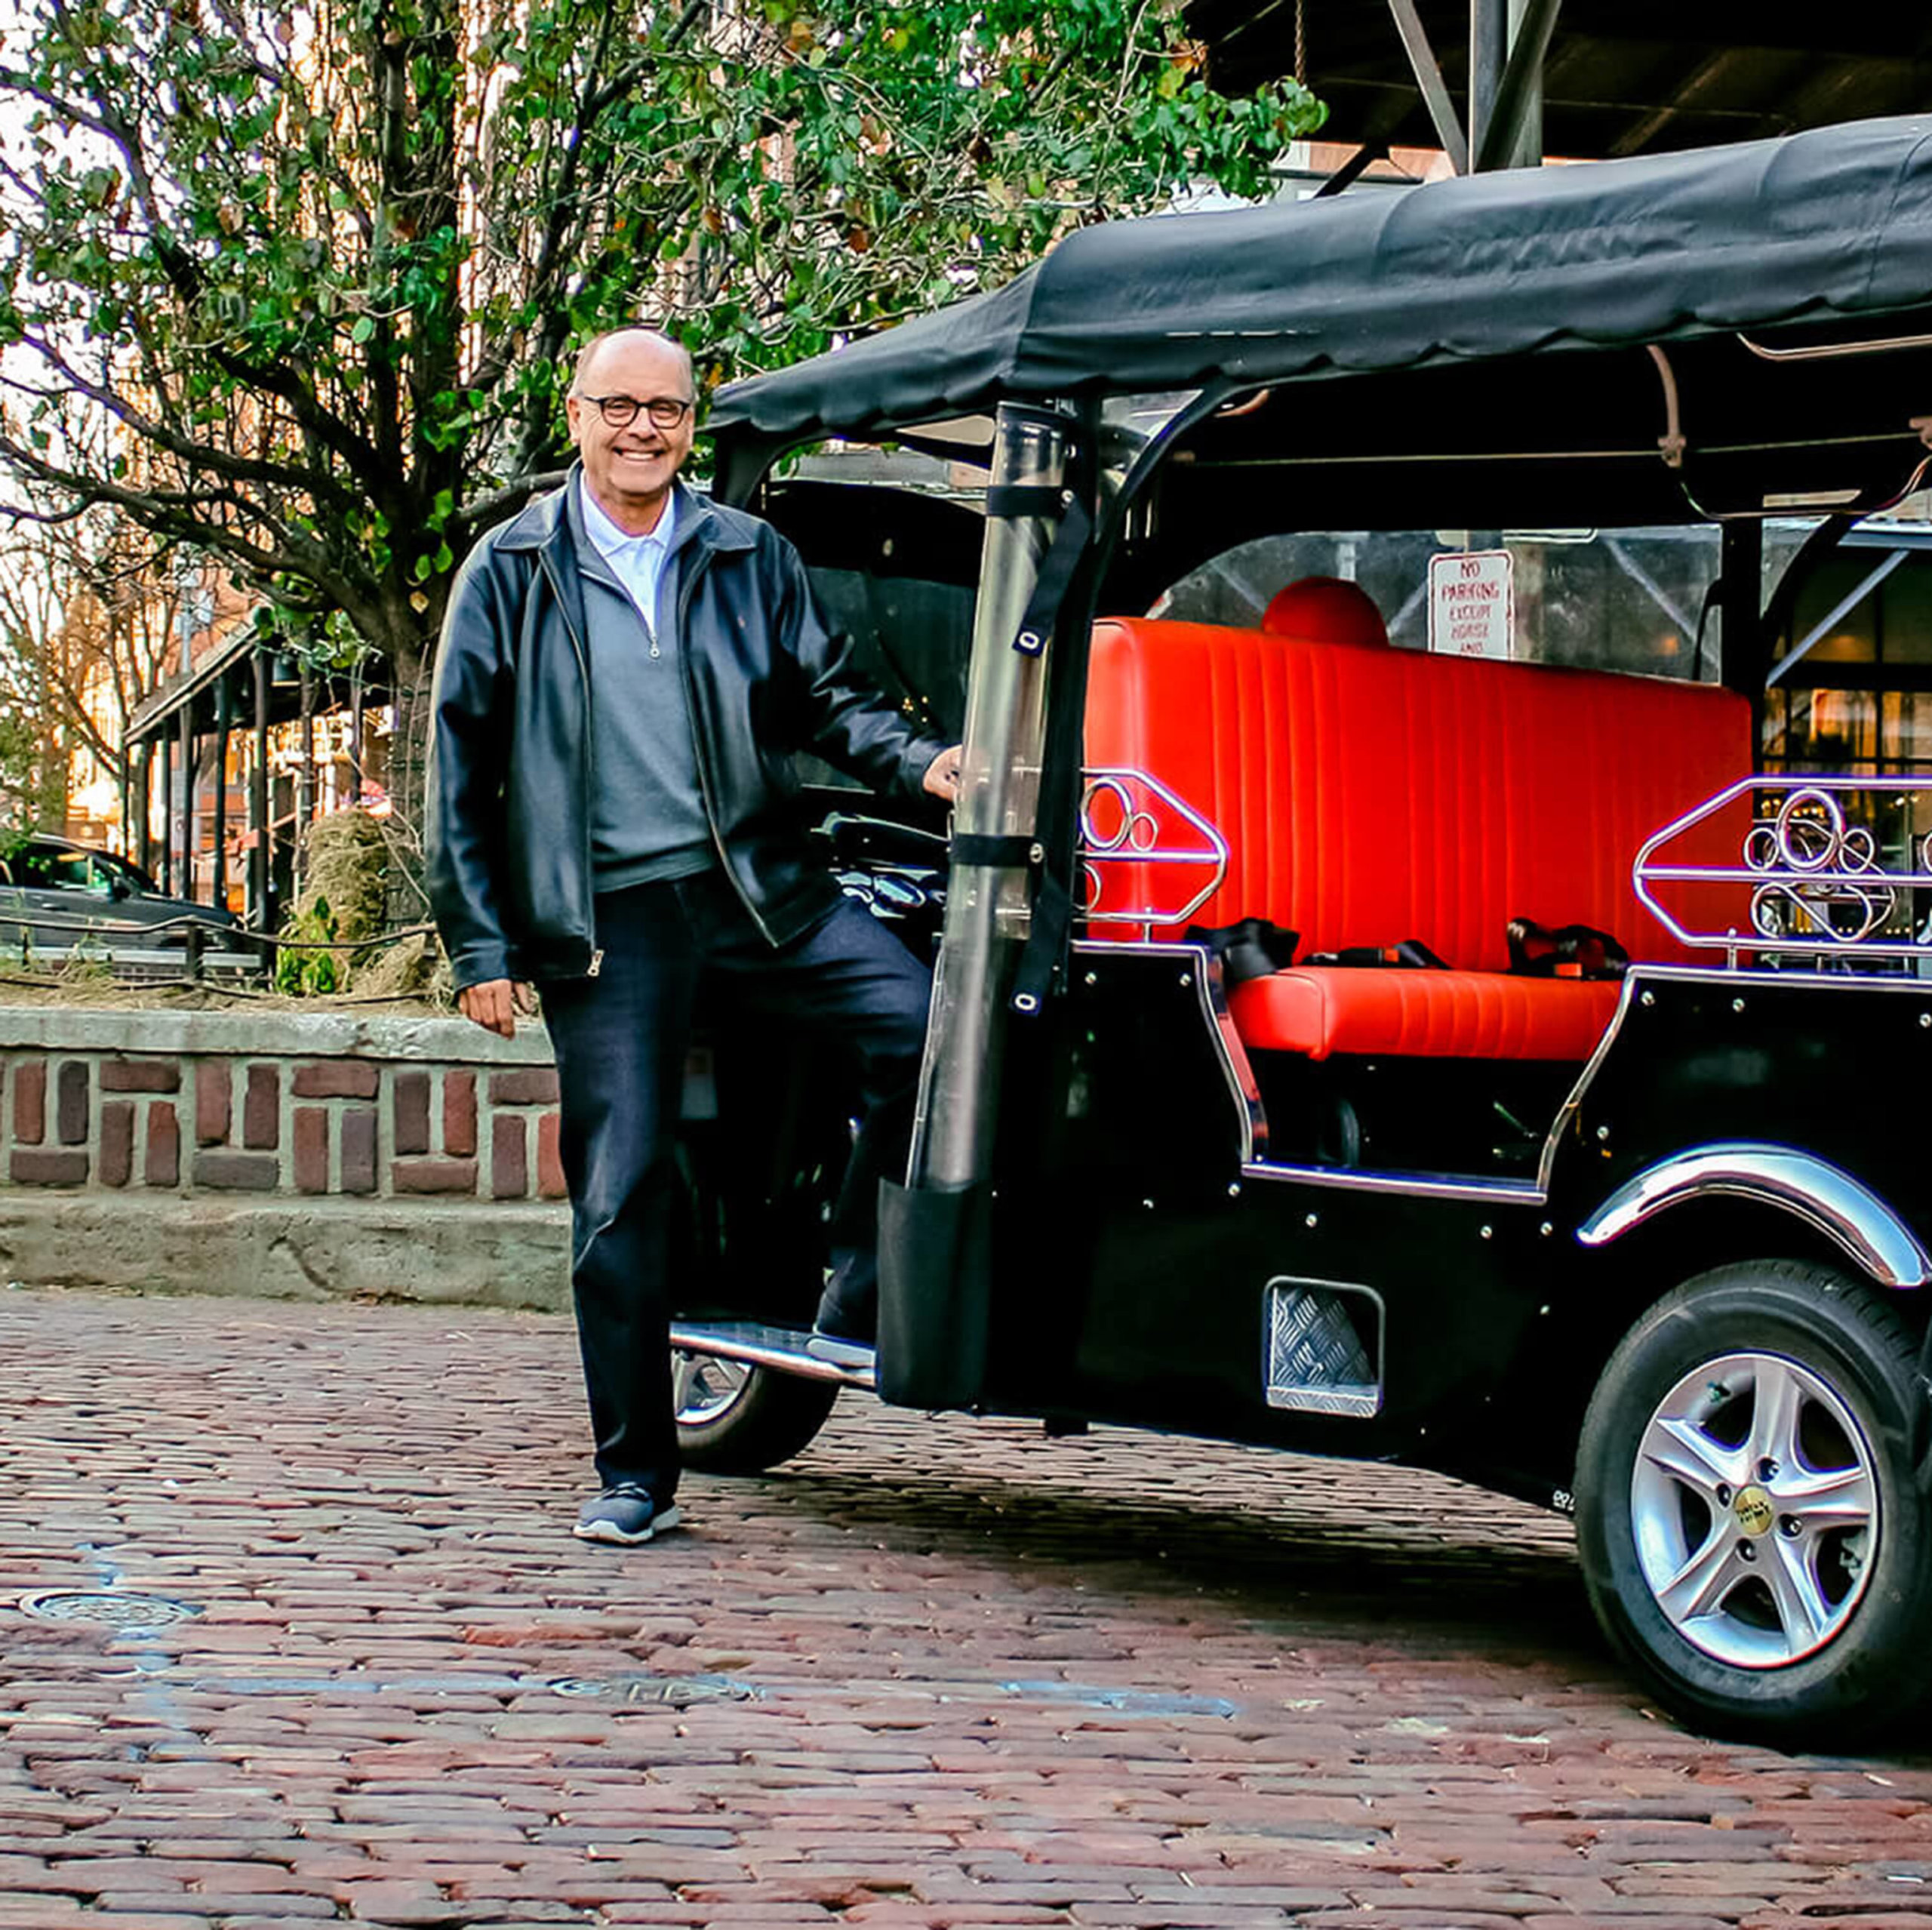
[1151, 525, 1725, 680]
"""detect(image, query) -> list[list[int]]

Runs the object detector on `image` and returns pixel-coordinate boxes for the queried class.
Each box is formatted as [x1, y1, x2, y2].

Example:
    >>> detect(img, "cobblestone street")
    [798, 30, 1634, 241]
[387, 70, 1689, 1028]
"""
[1, 1285, 1928, 1928]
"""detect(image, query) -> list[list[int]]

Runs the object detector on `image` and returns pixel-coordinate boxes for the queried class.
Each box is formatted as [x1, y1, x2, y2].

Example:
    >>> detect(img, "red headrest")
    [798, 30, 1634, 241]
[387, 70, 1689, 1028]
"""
[1261, 575, 1389, 648]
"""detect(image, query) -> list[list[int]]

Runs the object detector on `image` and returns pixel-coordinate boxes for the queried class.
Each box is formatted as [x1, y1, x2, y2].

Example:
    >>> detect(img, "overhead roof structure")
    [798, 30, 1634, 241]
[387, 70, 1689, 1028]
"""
[707, 115, 1932, 450]
[1188, 3, 1932, 167]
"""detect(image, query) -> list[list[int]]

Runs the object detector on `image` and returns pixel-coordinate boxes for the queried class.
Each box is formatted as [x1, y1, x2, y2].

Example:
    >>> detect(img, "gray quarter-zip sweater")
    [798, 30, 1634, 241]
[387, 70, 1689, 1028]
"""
[567, 476, 714, 890]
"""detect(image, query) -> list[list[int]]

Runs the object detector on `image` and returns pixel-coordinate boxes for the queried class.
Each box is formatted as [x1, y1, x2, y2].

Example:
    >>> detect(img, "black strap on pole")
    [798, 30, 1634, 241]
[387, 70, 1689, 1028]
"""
[1005, 408, 1101, 1016]
[984, 484, 1066, 519]
[950, 833, 1041, 870]
[1008, 494, 1093, 657]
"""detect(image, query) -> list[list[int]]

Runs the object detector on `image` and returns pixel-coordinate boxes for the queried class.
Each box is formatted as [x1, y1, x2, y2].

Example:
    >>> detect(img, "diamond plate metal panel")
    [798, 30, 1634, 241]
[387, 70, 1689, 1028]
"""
[1265, 1281, 1381, 1417]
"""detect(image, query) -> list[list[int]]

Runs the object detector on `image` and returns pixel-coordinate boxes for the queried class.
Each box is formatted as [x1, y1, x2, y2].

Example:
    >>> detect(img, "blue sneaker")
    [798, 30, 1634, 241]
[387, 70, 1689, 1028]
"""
[573, 1485, 682, 1545]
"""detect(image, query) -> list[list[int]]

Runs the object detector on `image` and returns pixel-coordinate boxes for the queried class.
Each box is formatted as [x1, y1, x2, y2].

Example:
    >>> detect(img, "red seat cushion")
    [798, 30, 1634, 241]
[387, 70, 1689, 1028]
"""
[1229, 967, 1623, 1062]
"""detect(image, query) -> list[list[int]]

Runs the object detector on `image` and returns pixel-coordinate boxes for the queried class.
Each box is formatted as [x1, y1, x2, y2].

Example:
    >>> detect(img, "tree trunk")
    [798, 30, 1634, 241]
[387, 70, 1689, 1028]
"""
[383, 627, 434, 933]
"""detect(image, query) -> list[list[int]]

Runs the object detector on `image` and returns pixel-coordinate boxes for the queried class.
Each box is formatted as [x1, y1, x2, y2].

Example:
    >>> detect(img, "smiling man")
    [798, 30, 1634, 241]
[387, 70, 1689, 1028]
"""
[426, 325, 961, 1547]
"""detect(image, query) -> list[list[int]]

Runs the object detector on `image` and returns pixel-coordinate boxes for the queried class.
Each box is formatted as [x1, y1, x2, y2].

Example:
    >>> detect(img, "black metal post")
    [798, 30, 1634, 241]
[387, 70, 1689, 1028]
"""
[251, 645, 270, 931]
[1474, 0, 1561, 171]
[178, 699, 195, 903]
[158, 732, 174, 894]
[1506, 0, 1547, 167]
[349, 677, 365, 805]
[1469, 0, 1508, 171]
[1720, 520, 1769, 740]
[137, 746, 152, 874]
[298, 666, 315, 888]
[212, 675, 229, 914]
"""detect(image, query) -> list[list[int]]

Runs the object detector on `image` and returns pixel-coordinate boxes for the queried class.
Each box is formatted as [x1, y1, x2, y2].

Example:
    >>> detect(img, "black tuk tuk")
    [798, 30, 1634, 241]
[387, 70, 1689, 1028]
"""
[666, 115, 1932, 1745]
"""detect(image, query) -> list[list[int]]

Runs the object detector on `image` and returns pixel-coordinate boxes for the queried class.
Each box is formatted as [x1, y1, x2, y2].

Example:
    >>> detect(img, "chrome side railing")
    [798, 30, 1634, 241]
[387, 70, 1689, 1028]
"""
[1077, 768, 1229, 937]
[1634, 775, 1932, 965]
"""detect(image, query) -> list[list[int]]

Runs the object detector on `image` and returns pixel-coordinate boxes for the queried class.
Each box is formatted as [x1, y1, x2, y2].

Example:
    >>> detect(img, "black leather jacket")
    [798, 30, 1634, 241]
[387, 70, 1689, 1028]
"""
[426, 474, 946, 989]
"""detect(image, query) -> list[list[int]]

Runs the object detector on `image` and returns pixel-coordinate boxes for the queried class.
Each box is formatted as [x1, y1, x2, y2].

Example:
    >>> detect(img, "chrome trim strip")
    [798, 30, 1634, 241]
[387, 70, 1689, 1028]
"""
[1576, 1144, 1930, 1291]
[1536, 970, 1641, 1196]
[1241, 1160, 1545, 1205]
[1074, 938, 1266, 1163]
[1635, 963, 1932, 997]
[669, 1320, 877, 1390]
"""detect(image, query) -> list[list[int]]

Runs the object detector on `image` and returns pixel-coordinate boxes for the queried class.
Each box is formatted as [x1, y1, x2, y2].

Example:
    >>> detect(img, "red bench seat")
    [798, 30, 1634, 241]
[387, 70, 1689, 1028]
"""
[1227, 966, 1622, 1062]
[1084, 614, 1752, 1062]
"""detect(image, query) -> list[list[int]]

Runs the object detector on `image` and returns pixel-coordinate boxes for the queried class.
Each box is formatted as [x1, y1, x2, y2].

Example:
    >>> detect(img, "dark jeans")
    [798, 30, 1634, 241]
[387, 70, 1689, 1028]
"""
[539, 871, 932, 1502]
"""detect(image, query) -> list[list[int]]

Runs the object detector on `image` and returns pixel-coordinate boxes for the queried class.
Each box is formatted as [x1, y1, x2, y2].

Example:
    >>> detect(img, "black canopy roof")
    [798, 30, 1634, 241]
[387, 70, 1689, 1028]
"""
[709, 115, 1932, 448]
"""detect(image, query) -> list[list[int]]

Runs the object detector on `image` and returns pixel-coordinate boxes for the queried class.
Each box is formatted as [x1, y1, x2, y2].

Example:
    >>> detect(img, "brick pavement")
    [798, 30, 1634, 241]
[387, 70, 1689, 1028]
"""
[0, 1284, 1927, 1930]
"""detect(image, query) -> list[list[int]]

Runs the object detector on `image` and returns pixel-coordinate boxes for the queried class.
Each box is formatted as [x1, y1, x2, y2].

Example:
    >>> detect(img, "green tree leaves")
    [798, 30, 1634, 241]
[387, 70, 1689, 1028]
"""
[0, 0, 1323, 692]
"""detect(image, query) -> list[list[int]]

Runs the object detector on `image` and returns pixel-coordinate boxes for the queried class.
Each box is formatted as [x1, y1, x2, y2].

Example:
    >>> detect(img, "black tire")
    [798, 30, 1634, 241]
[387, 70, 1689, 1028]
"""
[672, 1353, 840, 1475]
[1576, 1260, 1932, 1747]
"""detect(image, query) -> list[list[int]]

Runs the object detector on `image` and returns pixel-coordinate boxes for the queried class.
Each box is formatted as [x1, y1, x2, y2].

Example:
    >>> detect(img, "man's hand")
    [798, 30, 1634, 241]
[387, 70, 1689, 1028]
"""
[922, 744, 964, 802]
[458, 978, 537, 1039]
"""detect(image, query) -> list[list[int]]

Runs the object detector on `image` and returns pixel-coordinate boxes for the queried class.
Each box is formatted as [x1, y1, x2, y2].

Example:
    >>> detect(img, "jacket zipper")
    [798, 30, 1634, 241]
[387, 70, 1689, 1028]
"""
[676, 538, 777, 947]
[536, 546, 604, 979]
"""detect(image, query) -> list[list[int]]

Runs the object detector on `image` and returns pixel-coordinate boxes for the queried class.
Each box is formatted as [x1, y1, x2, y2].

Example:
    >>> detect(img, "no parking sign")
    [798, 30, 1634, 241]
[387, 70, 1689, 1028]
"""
[1428, 549, 1514, 659]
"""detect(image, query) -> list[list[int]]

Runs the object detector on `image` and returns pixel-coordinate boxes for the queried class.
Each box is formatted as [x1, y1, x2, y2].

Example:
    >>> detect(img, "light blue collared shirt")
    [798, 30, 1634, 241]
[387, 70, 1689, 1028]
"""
[579, 481, 678, 640]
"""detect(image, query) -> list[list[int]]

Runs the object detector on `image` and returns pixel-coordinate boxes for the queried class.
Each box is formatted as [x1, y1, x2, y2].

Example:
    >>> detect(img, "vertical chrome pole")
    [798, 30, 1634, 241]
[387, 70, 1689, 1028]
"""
[909, 404, 1069, 1191]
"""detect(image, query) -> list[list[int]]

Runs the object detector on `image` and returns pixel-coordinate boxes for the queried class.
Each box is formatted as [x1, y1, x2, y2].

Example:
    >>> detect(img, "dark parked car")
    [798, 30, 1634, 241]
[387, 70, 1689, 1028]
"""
[0, 836, 246, 968]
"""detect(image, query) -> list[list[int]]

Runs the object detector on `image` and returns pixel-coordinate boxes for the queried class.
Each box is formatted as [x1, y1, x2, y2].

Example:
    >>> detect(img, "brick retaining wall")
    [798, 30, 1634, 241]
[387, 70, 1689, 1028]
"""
[1, 1008, 568, 1203]
[0, 1007, 576, 1305]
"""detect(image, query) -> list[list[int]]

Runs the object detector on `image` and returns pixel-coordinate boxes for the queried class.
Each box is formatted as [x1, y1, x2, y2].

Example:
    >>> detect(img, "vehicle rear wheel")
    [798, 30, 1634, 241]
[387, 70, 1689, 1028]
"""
[1576, 1260, 1932, 1746]
[672, 1350, 840, 1474]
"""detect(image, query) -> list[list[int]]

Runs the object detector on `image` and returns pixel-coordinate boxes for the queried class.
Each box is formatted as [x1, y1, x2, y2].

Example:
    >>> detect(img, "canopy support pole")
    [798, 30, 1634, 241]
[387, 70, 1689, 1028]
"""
[908, 403, 1069, 1192]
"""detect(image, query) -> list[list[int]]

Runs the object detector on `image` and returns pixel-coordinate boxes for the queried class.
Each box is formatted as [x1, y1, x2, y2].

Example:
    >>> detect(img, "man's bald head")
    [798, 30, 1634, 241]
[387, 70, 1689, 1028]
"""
[571, 326, 696, 400]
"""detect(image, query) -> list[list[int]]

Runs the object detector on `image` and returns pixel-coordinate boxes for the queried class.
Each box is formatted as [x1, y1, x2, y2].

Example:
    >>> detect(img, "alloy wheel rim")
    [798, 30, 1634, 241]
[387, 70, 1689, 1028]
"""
[1630, 1350, 1879, 1670]
[672, 1351, 752, 1427]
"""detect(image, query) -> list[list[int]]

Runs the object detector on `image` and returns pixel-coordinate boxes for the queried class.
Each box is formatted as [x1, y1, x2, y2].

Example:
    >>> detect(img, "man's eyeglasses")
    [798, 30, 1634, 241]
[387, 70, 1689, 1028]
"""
[578, 392, 695, 430]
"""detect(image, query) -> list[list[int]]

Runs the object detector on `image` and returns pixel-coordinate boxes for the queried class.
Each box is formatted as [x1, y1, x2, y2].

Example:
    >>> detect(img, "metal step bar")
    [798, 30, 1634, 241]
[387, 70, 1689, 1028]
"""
[668, 1319, 878, 1392]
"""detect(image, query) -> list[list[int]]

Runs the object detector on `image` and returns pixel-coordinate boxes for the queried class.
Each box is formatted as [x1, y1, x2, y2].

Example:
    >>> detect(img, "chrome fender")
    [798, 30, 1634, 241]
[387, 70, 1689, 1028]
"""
[1576, 1142, 1930, 1291]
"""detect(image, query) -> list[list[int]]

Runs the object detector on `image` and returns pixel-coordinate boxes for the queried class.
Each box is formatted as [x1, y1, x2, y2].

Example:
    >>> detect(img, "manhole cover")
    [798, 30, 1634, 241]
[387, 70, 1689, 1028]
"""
[17, 1590, 199, 1630]
[546, 1673, 751, 1707]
